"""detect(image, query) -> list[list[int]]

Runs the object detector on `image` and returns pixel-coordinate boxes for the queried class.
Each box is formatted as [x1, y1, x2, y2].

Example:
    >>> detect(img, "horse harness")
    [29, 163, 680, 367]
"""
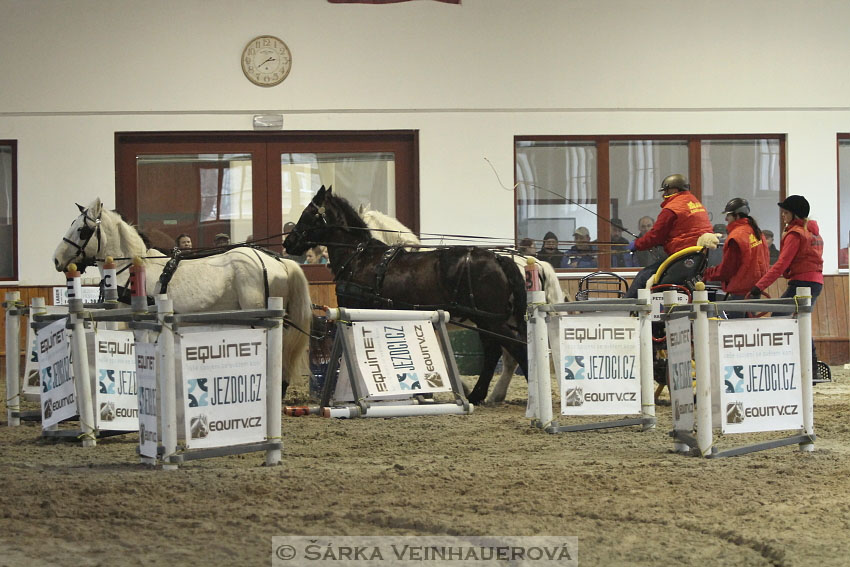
[156, 245, 272, 302]
[334, 244, 507, 321]
[63, 204, 103, 271]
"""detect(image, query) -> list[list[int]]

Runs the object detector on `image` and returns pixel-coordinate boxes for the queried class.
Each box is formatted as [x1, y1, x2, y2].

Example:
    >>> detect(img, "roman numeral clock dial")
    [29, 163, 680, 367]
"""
[241, 35, 292, 87]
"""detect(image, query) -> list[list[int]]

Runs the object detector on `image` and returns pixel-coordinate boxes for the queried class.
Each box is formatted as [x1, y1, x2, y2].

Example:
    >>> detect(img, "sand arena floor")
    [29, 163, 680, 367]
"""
[2, 366, 850, 567]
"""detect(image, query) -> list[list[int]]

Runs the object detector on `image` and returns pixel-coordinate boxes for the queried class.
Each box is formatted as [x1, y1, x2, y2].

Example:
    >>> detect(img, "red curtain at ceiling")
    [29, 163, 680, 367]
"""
[328, 1, 460, 4]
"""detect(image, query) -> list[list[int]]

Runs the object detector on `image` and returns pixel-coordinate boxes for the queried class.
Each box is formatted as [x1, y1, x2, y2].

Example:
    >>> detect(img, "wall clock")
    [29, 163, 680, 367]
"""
[241, 35, 292, 87]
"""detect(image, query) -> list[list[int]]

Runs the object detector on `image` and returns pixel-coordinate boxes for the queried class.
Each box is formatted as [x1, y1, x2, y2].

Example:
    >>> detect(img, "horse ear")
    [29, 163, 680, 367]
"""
[92, 198, 103, 217]
[76, 203, 86, 213]
[326, 185, 333, 195]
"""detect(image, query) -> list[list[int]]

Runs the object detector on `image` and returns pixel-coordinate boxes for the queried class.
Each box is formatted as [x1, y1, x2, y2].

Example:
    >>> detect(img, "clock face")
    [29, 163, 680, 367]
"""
[241, 35, 292, 87]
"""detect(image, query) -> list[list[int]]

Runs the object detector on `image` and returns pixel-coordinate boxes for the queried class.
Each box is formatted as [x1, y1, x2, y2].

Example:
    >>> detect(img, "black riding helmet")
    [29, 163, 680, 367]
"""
[659, 173, 690, 192]
[723, 197, 750, 216]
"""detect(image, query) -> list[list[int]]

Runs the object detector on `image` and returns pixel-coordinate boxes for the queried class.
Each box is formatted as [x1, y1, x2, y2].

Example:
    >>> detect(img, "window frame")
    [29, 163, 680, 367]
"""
[0, 140, 18, 281]
[115, 131, 419, 282]
[515, 134, 786, 271]
[837, 133, 850, 269]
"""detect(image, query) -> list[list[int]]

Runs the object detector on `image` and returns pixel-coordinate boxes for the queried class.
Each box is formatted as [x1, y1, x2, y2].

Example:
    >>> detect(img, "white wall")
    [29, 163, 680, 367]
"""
[2, 0, 850, 284]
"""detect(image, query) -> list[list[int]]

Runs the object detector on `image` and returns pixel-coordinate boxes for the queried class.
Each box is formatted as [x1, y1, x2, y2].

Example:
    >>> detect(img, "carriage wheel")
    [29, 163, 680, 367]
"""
[746, 290, 772, 318]
[814, 360, 832, 383]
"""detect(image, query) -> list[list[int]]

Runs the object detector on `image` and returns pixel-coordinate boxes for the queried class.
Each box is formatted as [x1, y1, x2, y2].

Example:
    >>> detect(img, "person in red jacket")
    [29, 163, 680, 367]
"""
[750, 195, 823, 368]
[625, 173, 713, 297]
[702, 198, 769, 318]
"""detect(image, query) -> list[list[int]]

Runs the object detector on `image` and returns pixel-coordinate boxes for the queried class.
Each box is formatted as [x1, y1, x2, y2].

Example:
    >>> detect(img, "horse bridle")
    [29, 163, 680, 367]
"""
[62, 203, 102, 269]
[287, 199, 328, 249]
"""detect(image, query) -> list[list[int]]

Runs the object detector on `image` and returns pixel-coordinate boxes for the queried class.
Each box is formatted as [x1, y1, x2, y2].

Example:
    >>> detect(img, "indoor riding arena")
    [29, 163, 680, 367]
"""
[3, 2, 850, 566]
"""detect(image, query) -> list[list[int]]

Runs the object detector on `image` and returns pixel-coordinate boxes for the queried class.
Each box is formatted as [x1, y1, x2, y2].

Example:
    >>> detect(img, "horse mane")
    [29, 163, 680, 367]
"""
[359, 207, 421, 247]
[102, 207, 149, 258]
[327, 193, 370, 232]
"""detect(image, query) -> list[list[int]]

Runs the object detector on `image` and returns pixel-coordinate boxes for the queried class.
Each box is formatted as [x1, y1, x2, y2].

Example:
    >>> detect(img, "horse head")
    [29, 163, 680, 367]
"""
[53, 197, 105, 272]
[284, 185, 370, 255]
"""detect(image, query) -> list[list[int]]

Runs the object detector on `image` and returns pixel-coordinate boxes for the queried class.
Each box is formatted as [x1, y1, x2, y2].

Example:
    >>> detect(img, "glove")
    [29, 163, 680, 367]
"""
[627, 240, 637, 252]
[749, 286, 761, 299]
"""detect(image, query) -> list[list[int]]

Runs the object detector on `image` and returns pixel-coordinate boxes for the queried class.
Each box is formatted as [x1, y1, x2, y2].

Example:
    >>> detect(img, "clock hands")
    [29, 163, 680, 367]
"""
[259, 57, 276, 67]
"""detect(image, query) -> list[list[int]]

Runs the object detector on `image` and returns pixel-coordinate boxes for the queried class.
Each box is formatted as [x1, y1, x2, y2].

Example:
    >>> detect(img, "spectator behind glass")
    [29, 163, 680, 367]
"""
[763, 230, 780, 265]
[517, 237, 536, 256]
[305, 245, 328, 264]
[175, 234, 192, 250]
[634, 215, 665, 267]
[609, 218, 631, 268]
[214, 233, 230, 246]
[537, 231, 565, 266]
[561, 226, 597, 269]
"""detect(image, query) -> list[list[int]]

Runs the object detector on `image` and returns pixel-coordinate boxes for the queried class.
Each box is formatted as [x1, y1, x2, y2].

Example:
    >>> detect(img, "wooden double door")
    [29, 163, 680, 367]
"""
[115, 131, 418, 254]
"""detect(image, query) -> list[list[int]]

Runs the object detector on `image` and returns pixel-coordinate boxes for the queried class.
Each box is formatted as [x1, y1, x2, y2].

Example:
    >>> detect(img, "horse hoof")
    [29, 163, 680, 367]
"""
[466, 393, 485, 405]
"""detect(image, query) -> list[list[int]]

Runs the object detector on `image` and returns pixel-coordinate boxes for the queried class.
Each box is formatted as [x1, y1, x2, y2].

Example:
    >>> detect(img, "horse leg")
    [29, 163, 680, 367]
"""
[505, 340, 528, 378]
[466, 338, 503, 405]
[485, 348, 517, 405]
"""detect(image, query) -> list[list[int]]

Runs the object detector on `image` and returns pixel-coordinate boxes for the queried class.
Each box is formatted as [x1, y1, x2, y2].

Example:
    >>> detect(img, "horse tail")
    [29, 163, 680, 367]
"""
[281, 260, 313, 389]
[495, 253, 527, 333]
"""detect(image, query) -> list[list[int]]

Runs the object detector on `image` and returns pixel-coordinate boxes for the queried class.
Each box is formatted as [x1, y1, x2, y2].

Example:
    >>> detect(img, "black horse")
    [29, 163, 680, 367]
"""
[284, 186, 528, 405]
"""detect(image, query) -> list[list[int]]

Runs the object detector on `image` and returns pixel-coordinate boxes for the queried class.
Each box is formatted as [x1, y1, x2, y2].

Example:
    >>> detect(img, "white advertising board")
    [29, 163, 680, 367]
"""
[52, 286, 101, 305]
[93, 330, 139, 431]
[557, 316, 641, 416]
[36, 318, 77, 428]
[665, 316, 694, 432]
[23, 306, 68, 397]
[135, 342, 158, 459]
[336, 321, 452, 401]
[713, 318, 803, 434]
[180, 328, 268, 449]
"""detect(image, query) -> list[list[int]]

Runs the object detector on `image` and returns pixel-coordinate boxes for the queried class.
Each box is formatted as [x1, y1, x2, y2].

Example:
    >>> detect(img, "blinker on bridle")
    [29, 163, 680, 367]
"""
[62, 203, 102, 265]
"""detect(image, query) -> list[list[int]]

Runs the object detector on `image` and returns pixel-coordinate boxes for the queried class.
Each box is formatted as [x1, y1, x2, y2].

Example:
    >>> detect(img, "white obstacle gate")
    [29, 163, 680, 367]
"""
[525, 288, 656, 433]
[5, 265, 289, 468]
[315, 307, 472, 418]
[664, 284, 816, 458]
[132, 295, 286, 469]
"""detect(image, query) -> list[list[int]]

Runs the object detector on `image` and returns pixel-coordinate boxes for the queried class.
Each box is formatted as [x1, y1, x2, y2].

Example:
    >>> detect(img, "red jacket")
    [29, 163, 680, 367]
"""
[755, 219, 824, 290]
[703, 218, 769, 295]
[634, 191, 713, 256]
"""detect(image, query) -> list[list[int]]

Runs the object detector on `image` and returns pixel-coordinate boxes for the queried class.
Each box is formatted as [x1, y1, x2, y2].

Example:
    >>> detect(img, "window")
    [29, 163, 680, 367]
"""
[515, 135, 785, 270]
[838, 136, 850, 268]
[115, 132, 417, 272]
[0, 141, 17, 280]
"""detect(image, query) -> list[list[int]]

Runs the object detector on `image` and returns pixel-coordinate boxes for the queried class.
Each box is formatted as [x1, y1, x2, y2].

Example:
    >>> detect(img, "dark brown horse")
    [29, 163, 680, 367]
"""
[284, 186, 528, 404]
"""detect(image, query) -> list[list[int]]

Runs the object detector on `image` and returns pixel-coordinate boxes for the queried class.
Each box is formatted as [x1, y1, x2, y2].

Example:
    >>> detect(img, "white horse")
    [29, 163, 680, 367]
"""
[358, 206, 565, 404]
[53, 198, 313, 395]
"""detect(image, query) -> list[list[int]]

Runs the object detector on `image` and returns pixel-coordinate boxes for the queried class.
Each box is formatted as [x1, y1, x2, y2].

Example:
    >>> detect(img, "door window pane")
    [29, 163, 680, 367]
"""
[609, 140, 688, 267]
[0, 143, 16, 279]
[516, 141, 598, 269]
[280, 152, 396, 225]
[700, 139, 781, 240]
[838, 138, 850, 268]
[136, 153, 254, 250]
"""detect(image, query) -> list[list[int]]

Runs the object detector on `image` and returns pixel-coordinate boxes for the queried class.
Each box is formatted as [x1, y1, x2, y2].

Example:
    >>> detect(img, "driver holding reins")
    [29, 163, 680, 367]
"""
[625, 173, 713, 297]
